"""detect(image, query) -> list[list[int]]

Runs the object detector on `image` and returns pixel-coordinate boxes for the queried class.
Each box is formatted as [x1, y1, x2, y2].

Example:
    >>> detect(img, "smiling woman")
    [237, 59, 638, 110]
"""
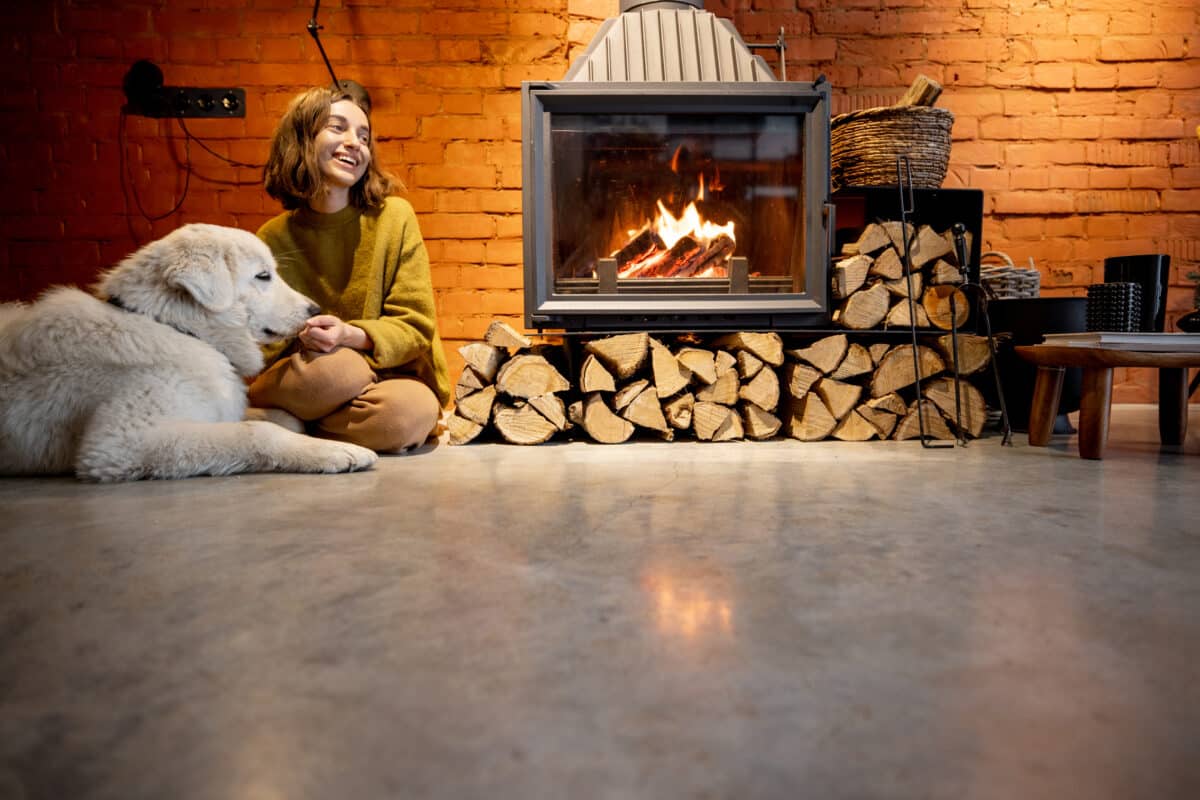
[247, 85, 451, 454]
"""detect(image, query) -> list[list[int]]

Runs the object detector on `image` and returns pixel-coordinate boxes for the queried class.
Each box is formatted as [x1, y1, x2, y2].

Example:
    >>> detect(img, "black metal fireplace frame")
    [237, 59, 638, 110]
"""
[522, 80, 834, 332]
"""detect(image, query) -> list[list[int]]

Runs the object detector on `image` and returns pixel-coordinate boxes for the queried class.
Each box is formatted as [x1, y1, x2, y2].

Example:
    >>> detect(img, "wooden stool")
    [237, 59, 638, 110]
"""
[1015, 345, 1200, 459]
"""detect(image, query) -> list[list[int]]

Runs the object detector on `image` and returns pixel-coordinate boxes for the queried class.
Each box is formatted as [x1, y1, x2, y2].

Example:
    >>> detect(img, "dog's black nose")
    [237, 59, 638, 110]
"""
[306, 303, 320, 317]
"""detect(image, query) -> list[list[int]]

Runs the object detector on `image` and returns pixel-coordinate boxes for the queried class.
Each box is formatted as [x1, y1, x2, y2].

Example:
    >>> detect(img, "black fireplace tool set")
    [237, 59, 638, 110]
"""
[886, 155, 1013, 449]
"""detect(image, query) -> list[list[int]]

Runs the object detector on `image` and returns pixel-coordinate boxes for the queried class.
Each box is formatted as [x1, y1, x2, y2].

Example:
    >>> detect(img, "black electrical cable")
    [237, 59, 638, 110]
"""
[177, 117, 263, 170]
[119, 109, 191, 223]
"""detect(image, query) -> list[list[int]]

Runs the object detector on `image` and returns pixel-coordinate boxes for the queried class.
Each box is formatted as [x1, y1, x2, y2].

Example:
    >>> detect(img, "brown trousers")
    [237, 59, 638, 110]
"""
[248, 347, 440, 453]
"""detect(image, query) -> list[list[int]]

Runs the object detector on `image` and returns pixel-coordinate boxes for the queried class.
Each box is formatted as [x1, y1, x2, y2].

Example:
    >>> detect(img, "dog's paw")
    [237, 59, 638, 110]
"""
[313, 440, 378, 473]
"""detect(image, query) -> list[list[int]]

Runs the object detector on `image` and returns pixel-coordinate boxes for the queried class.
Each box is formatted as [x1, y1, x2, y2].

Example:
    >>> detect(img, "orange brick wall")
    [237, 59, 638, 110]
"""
[2, 0, 1197, 403]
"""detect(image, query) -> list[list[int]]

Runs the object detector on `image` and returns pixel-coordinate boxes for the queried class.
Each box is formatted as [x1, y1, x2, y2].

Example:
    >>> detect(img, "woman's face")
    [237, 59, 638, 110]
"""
[314, 99, 371, 191]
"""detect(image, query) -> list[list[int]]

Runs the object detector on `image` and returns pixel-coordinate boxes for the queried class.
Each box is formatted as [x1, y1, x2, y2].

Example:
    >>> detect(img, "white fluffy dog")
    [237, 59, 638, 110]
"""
[0, 223, 377, 481]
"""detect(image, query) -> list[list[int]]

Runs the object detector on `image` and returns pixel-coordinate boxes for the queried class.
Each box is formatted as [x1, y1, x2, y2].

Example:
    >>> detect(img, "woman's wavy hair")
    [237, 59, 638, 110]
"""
[263, 85, 398, 211]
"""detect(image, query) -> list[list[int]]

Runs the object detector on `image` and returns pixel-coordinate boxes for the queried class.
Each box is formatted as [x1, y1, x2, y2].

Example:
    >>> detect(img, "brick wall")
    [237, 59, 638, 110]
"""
[1, 0, 1197, 403]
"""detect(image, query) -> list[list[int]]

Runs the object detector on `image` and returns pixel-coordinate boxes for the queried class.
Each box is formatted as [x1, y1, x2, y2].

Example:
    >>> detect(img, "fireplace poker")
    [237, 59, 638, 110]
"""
[891, 155, 953, 449]
[951, 223, 1014, 446]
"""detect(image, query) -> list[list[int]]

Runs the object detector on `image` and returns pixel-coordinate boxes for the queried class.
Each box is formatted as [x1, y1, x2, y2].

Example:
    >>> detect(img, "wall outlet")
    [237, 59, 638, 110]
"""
[126, 87, 246, 119]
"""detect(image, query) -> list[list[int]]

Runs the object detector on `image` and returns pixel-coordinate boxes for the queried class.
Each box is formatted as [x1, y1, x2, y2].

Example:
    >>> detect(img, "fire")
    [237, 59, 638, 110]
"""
[652, 198, 735, 253]
[612, 171, 736, 280]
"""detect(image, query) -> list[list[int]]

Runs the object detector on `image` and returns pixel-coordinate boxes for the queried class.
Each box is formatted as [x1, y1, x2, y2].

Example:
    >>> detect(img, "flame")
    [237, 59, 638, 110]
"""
[611, 169, 736, 280]
[654, 198, 735, 251]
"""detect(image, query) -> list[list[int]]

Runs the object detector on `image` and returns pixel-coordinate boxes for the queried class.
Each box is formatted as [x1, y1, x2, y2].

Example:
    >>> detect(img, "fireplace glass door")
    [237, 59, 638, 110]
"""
[553, 112, 804, 294]
[523, 83, 832, 330]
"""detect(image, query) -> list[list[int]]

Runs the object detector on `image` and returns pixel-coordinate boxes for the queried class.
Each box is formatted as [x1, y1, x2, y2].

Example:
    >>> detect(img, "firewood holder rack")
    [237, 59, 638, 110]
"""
[890, 155, 1013, 448]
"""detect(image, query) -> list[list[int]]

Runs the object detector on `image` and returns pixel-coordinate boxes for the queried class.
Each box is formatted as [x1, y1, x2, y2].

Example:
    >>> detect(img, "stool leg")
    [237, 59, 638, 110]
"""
[1159, 367, 1188, 445]
[1078, 367, 1113, 460]
[1028, 365, 1065, 447]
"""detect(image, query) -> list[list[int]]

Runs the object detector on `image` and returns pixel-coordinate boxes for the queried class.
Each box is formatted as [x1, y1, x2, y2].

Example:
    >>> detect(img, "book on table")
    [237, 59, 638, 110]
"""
[1040, 332, 1200, 352]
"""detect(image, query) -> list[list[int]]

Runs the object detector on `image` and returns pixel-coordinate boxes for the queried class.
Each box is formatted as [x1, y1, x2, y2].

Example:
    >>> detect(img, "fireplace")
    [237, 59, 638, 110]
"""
[522, 0, 833, 332]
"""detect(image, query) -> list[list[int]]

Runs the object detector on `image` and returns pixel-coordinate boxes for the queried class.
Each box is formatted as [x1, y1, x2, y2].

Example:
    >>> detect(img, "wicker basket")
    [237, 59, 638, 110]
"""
[831, 106, 954, 191]
[979, 251, 1041, 300]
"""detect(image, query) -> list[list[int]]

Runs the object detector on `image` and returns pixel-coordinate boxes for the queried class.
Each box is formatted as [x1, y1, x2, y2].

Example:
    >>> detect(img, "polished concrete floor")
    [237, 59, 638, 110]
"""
[1, 404, 1198, 800]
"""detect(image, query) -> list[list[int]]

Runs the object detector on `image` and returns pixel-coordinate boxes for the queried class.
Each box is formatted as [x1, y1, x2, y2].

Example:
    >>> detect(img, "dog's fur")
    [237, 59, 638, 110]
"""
[0, 223, 377, 481]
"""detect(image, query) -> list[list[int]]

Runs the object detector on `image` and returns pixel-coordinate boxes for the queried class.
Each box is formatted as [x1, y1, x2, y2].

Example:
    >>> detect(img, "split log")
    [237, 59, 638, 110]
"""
[458, 342, 505, 383]
[614, 226, 666, 271]
[832, 409, 878, 441]
[837, 282, 890, 330]
[455, 366, 486, 401]
[883, 271, 922, 299]
[696, 369, 739, 405]
[484, 320, 532, 350]
[896, 73, 943, 107]
[579, 353, 617, 393]
[833, 254, 871, 299]
[785, 394, 837, 441]
[869, 342, 892, 366]
[869, 247, 904, 280]
[712, 332, 784, 366]
[929, 259, 964, 285]
[738, 366, 780, 411]
[782, 362, 822, 398]
[936, 333, 992, 375]
[867, 392, 909, 416]
[614, 378, 651, 412]
[567, 399, 584, 427]
[856, 404, 898, 439]
[815, 378, 863, 421]
[622, 384, 670, 433]
[693, 401, 740, 441]
[881, 221, 915, 251]
[885, 297, 933, 328]
[677, 347, 718, 385]
[581, 393, 635, 443]
[922, 285, 970, 331]
[446, 413, 484, 445]
[870, 345, 946, 398]
[455, 384, 496, 426]
[650, 337, 691, 397]
[495, 354, 570, 399]
[830, 342, 874, 380]
[741, 402, 782, 440]
[528, 393, 568, 431]
[922, 376, 987, 438]
[736, 350, 764, 380]
[910, 225, 954, 269]
[712, 409, 744, 442]
[788, 334, 848, 375]
[715, 349, 738, 377]
[493, 401, 558, 445]
[894, 398, 955, 441]
[663, 392, 695, 430]
[854, 223, 891, 255]
[585, 332, 648, 379]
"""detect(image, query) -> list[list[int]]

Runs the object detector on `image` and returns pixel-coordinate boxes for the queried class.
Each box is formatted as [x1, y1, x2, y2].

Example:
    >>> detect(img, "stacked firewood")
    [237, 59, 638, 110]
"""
[447, 321, 573, 445]
[448, 324, 992, 445]
[833, 221, 971, 332]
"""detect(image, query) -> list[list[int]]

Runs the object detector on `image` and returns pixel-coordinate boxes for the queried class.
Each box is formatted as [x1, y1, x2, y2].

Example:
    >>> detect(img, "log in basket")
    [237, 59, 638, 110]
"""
[831, 105, 954, 191]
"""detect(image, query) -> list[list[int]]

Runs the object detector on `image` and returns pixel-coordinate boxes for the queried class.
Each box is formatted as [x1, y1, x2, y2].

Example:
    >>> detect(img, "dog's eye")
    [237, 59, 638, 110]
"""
[255, 271, 271, 282]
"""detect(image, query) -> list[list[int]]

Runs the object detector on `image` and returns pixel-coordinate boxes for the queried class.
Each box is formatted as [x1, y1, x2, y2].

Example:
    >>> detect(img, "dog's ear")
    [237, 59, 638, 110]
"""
[164, 251, 236, 311]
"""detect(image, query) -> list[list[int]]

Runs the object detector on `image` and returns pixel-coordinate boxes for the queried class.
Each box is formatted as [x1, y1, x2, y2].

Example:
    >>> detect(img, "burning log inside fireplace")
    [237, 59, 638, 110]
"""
[617, 232, 736, 279]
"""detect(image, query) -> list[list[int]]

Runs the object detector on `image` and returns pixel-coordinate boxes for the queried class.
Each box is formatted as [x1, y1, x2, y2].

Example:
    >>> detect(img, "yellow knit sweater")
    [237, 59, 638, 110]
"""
[257, 197, 450, 407]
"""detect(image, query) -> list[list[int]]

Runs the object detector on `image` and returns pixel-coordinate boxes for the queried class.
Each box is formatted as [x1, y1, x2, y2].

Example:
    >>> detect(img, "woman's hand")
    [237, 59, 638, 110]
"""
[298, 314, 372, 353]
